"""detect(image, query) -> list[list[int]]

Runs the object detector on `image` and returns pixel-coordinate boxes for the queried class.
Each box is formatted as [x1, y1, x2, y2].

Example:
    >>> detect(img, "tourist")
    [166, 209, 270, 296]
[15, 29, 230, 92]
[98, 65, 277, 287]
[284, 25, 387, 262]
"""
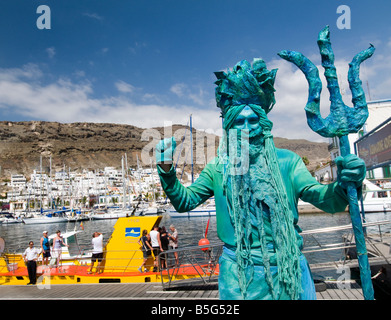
[40, 231, 51, 266]
[149, 225, 160, 272]
[168, 225, 179, 266]
[88, 232, 104, 274]
[22, 241, 41, 285]
[138, 230, 153, 272]
[52, 230, 68, 269]
[159, 226, 169, 269]
[156, 59, 366, 300]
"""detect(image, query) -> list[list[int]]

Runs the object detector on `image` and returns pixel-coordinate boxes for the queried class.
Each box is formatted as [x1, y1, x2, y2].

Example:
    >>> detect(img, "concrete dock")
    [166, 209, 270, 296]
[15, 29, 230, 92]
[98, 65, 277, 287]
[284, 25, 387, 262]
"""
[0, 281, 363, 300]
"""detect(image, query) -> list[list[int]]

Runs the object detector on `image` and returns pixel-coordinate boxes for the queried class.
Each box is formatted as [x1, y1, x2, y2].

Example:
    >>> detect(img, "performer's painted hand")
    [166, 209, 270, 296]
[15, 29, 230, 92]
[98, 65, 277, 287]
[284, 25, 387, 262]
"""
[335, 154, 366, 189]
[155, 137, 177, 164]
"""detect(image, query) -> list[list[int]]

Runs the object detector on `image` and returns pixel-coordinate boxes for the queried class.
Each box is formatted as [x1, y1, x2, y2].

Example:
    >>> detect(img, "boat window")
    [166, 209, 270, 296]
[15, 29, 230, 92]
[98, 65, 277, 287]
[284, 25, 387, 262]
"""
[67, 235, 81, 257]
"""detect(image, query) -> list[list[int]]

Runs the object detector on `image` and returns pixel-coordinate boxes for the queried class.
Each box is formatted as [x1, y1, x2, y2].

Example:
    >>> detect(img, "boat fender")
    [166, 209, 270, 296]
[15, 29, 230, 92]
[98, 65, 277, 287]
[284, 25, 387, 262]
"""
[198, 238, 210, 252]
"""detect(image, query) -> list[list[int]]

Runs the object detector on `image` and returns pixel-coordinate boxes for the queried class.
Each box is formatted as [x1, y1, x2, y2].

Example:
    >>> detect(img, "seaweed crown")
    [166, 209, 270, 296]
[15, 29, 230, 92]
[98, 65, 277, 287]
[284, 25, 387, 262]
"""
[214, 59, 277, 116]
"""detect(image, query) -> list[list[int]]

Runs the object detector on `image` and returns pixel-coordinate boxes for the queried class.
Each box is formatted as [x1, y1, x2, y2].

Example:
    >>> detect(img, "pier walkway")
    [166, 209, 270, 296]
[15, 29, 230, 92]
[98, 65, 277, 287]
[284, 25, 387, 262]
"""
[0, 281, 363, 300]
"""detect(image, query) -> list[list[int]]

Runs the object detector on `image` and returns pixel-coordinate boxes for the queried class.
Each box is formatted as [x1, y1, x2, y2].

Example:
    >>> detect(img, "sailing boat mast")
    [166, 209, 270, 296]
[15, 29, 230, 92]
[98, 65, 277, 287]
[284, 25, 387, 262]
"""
[190, 114, 194, 183]
[121, 156, 126, 209]
[150, 159, 156, 203]
[136, 154, 142, 198]
[40, 155, 43, 211]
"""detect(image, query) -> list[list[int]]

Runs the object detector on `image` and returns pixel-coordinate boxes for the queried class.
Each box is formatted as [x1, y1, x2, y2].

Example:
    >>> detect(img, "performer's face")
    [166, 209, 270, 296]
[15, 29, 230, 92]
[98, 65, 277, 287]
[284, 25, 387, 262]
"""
[232, 106, 260, 133]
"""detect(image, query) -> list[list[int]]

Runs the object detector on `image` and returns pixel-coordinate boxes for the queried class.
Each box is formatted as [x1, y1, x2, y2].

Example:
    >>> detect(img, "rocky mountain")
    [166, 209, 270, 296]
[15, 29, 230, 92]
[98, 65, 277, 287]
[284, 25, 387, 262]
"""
[0, 121, 329, 178]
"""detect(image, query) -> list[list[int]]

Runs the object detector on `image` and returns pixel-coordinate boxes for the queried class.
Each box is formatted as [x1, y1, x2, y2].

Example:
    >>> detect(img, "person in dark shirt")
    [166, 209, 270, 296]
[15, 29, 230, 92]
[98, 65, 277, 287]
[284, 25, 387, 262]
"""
[138, 230, 153, 273]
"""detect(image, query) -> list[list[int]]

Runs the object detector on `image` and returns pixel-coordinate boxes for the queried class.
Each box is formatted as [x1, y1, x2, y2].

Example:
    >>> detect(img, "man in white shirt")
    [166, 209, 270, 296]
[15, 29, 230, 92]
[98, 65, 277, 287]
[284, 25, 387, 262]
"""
[149, 226, 160, 272]
[88, 232, 104, 274]
[23, 241, 42, 285]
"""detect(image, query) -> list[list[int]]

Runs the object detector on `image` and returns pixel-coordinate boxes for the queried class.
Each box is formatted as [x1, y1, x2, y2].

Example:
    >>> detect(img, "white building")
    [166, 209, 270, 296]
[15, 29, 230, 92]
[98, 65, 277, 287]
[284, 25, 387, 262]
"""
[10, 174, 27, 189]
[352, 99, 391, 180]
[316, 99, 391, 182]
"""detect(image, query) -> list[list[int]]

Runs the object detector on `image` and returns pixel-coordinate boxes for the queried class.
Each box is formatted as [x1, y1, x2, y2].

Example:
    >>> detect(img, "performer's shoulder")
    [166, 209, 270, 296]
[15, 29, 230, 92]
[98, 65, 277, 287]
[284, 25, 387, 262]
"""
[275, 147, 301, 160]
[203, 157, 218, 170]
[204, 157, 221, 171]
[207, 156, 218, 164]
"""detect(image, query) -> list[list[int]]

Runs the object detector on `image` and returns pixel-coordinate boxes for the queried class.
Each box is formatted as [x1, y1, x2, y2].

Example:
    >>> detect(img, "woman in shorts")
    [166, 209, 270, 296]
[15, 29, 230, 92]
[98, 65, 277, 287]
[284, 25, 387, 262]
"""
[52, 230, 68, 268]
[138, 230, 153, 273]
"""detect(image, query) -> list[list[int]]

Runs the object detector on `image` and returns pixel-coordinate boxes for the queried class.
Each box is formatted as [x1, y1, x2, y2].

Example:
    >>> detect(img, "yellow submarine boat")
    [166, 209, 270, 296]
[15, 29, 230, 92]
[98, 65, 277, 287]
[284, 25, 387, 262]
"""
[0, 215, 219, 286]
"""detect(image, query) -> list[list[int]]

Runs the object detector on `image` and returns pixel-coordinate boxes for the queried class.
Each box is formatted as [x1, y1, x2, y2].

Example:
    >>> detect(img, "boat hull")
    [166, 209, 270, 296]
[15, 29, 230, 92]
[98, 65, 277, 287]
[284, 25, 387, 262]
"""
[0, 263, 219, 285]
[169, 209, 216, 218]
[0, 215, 219, 285]
[361, 201, 391, 213]
[22, 217, 69, 224]
[90, 213, 130, 220]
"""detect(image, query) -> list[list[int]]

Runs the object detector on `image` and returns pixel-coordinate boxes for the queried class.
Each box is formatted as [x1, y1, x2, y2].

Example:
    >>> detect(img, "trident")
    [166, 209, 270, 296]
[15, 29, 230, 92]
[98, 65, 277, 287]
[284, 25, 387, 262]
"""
[278, 26, 375, 300]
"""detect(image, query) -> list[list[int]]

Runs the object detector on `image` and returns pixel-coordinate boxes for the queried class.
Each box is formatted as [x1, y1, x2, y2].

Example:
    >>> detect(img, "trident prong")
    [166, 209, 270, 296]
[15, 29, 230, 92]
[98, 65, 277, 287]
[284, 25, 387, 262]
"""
[278, 26, 375, 138]
[278, 26, 375, 300]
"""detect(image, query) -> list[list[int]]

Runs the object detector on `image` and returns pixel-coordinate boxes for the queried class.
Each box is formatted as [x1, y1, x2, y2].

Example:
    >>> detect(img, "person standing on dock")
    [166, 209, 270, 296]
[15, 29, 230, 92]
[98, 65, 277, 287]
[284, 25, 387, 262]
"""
[23, 241, 41, 285]
[88, 232, 104, 274]
[156, 59, 366, 300]
[149, 225, 160, 272]
[40, 231, 51, 267]
[52, 230, 68, 269]
[138, 230, 153, 273]
[159, 226, 170, 270]
[168, 225, 179, 266]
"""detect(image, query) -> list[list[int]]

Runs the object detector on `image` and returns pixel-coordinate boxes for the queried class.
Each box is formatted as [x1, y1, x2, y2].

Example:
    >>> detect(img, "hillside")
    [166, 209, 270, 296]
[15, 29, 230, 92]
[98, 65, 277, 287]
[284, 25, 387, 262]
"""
[0, 121, 329, 178]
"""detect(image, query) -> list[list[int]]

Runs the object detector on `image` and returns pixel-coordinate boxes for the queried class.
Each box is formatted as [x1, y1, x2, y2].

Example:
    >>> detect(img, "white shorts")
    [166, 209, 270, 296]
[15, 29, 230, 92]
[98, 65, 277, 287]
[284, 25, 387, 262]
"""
[51, 249, 62, 258]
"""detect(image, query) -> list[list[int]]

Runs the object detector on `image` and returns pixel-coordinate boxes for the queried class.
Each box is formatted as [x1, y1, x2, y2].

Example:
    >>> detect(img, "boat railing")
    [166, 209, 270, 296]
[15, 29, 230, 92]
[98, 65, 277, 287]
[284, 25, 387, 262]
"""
[302, 219, 391, 272]
[363, 188, 391, 199]
[1, 247, 25, 272]
[70, 242, 223, 278]
[157, 241, 223, 290]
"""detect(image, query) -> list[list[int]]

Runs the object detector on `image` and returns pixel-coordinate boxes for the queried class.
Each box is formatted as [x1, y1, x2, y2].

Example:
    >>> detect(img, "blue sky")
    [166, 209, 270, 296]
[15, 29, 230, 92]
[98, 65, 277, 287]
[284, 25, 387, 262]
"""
[0, 0, 390, 142]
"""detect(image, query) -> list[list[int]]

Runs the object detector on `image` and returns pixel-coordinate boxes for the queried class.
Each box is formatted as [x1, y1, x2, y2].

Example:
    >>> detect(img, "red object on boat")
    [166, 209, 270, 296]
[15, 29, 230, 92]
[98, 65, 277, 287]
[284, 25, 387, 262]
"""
[198, 238, 210, 251]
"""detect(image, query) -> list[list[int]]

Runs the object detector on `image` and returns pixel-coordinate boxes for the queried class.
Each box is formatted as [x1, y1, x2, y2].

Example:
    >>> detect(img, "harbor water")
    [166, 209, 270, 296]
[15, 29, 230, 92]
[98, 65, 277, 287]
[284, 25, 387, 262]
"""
[1, 210, 390, 279]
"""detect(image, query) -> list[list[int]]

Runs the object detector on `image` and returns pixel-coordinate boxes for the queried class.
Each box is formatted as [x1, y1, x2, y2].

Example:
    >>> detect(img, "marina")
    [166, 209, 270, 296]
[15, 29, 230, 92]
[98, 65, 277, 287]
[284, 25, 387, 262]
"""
[1, 122, 390, 299]
[0, 0, 389, 306]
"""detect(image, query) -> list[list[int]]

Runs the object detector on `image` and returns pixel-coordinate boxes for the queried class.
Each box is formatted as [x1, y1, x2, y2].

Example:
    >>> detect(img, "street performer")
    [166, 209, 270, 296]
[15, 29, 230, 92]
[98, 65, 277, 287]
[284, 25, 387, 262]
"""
[155, 59, 366, 300]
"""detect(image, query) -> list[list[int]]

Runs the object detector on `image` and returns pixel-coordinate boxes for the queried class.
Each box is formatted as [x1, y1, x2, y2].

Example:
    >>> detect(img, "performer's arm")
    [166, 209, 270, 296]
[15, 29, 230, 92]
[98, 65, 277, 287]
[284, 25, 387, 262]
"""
[156, 137, 214, 212]
[291, 154, 351, 213]
[157, 163, 214, 213]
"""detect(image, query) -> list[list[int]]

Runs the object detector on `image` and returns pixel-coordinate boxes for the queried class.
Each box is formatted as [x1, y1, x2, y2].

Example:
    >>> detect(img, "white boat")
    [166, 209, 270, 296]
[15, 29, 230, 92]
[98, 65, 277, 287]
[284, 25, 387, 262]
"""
[168, 203, 216, 218]
[90, 208, 134, 220]
[361, 179, 391, 213]
[22, 215, 69, 224]
[44, 230, 92, 266]
[21, 210, 70, 224]
[0, 216, 23, 224]
[137, 203, 165, 216]
[65, 209, 91, 222]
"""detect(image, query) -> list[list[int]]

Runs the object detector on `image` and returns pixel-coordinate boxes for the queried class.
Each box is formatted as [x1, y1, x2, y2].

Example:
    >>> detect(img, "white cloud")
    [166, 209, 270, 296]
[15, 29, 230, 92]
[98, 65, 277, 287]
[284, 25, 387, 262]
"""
[100, 48, 109, 55]
[83, 13, 104, 21]
[46, 47, 56, 59]
[0, 63, 43, 81]
[115, 80, 135, 94]
[0, 55, 388, 145]
[0, 65, 222, 136]
[170, 83, 186, 97]
[170, 83, 209, 106]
